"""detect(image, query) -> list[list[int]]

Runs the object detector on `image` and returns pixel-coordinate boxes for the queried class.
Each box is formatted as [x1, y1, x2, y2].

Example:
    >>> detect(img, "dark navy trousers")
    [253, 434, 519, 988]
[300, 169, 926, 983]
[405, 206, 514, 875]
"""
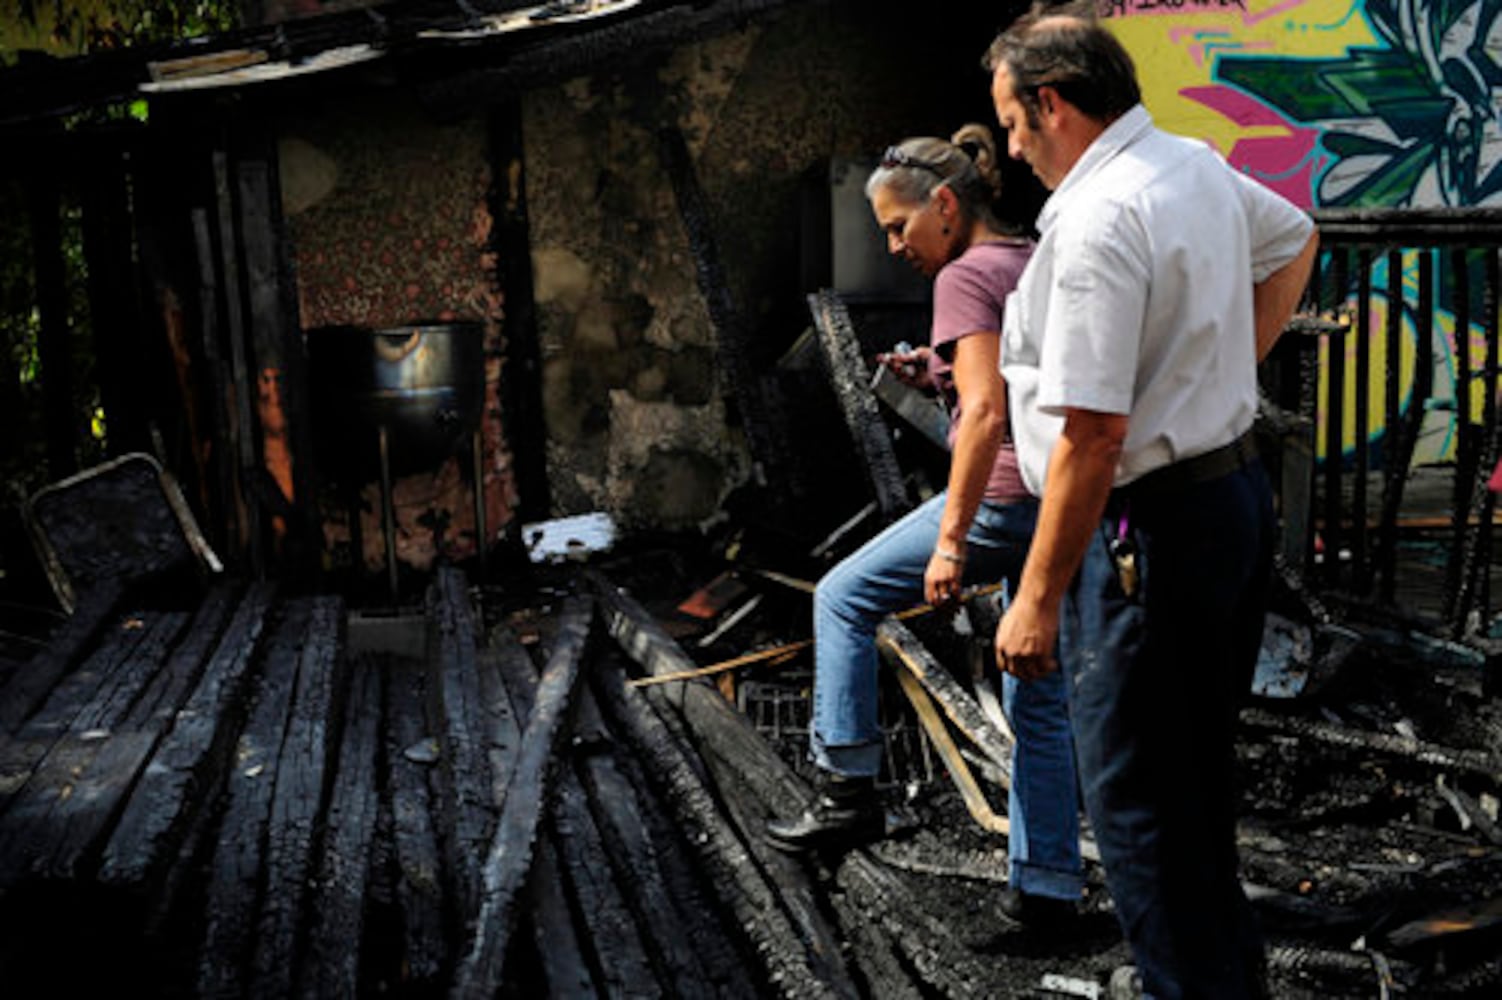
[1060, 461, 1273, 1000]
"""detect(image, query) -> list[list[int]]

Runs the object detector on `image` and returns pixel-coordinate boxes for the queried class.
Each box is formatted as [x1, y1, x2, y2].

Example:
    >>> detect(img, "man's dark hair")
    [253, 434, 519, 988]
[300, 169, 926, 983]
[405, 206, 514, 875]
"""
[984, 7, 1141, 127]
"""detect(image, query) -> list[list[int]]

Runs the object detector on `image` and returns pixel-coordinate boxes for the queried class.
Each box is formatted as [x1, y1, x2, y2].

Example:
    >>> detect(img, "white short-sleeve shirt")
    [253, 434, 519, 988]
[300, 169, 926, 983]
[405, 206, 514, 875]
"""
[1001, 105, 1315, 495]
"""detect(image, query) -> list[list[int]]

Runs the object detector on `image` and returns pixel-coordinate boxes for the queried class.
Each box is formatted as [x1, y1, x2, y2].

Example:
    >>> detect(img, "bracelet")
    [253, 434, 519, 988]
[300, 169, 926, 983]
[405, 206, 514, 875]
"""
[935, 548, 965, 564]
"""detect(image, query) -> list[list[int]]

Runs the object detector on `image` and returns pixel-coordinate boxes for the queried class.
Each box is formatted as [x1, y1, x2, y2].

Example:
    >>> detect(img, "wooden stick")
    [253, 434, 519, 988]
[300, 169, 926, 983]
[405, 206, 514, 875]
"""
[627, 581, 1007, 688]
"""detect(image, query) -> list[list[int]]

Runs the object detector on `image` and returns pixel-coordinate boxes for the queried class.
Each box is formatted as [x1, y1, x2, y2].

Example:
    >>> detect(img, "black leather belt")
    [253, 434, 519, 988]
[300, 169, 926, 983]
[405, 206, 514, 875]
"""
[1117, 431, 1258, 501]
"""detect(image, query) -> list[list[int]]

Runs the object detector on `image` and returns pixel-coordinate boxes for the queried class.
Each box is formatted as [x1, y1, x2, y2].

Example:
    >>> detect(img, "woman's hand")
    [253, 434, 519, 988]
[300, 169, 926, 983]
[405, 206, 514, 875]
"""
[876, 343, 934, 390]
[924, 547, 964, 607]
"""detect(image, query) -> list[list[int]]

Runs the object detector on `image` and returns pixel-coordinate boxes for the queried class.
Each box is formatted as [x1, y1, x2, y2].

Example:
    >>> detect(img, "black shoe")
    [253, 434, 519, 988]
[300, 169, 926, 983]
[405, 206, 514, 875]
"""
[765, 772, 883, 854]
[999, 887, 1078, 928]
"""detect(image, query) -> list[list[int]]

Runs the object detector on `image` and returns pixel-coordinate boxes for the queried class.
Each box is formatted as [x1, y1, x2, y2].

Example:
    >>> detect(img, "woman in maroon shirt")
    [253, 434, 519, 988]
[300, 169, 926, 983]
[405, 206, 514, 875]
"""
[766, 125, 1082, 926]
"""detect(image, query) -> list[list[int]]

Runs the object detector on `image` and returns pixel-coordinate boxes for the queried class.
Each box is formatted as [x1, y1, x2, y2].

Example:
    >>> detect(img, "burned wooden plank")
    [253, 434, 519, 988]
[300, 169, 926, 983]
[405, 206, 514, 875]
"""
[488, 623, 635, 999]
[833, 848, 1024, 998]
[384, 658, 451, 989]
[0, 607, 183, 817]
[826, 892, 926, 1000]
[426, 566, 495, 921]
[1240, 706, 1502, 779]
[28, 584, 241, 881]
[877, 619, 1014, 784]
[475, 620, 526, 827]
[549, 772, 659, 997]
[591, 570, 1005, 998]
[249, 594, 347, 998]
[808, 288, 909, 520]
[0, 578, 122, 735]
[892, 663, 1008, 836]
[0, 607, 190, 885]
[488, 103, 551, 522]
[574, 683, 730, 997]
[527, 836, 601, 999]
[196, 597, 313, 998]
[190, 205, 238, 556]
[596, 672, 762, 1000]
[591, 653, 840, 999]
[589, 575, 861, 999]
[211, 146, 262, 574]
[451, 594, 591, 998]
[235, 132, 320, 574]
[98, 582, 277, 889]
[297, 658, 383, 1000]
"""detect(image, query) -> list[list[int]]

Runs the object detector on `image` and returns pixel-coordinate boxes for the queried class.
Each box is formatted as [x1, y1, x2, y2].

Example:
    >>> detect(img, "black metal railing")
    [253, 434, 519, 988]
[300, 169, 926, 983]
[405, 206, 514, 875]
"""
[1271, 208, 1502, 638]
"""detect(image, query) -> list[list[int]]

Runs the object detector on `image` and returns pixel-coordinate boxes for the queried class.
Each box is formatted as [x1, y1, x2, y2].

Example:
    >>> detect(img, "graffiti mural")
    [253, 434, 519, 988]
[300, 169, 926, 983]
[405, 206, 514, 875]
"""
[1108, 0, 1502, 466]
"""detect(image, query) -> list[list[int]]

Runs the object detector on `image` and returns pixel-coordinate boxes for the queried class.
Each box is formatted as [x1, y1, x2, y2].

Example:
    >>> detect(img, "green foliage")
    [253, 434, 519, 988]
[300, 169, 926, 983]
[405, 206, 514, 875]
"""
[11, 1, 239, 55]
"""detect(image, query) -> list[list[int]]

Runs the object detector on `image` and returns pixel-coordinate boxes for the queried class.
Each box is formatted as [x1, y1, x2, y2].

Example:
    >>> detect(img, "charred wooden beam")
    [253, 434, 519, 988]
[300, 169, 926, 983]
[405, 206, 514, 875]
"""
[296, 659, 384, 999]
[574, 674, 741, 997]
[97, 582, 276, 889]
[808, 289, 909, 520]
[0, 607, 191, 885]
[831, 852, 1020, 998]
[590, 649, 855, 999]
[235, 126, 321, 575]
[451, 595, 592, 998]
[487, 103, 551, 523]
[877, 619, 1013, 783]
[413, 0, 806, 115]
[384, 656, 451, 989]
[195, 597, 314, 998]
[475, 621, 527, 820]
[488, 619, 660, 998]
[528, 834, 606, 999]
[0, 608, 183, 818]
[1240, 706, 1502, 780]
[24, 584, 240, 882]
[190, 205, 239, 558]
[425, 566, 497, 921]
[892, 663, 1008, 836]
[591, 569, 1011, 997]
[211, 144, 263, 575]
[0, 578, 122, 735]
[1267, 943, 1418, 996]
[590, 570, 867, 998]
[548, 774, 659, 995]
[248, 595, 346, 998]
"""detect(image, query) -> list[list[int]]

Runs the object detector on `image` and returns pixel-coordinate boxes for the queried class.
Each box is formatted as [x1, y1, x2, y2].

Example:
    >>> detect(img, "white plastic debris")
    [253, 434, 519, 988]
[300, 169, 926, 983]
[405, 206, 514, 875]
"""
[522, 512, 619, 564]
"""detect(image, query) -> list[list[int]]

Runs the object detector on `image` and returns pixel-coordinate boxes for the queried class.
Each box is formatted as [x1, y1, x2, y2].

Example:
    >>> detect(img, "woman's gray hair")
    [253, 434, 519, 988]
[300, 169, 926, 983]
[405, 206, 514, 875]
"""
[864, 124, 1005, 229]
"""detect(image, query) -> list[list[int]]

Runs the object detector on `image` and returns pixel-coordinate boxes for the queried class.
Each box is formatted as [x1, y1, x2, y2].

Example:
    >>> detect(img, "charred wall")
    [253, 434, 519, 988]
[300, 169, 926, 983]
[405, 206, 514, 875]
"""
[521, 2, 1030, 533]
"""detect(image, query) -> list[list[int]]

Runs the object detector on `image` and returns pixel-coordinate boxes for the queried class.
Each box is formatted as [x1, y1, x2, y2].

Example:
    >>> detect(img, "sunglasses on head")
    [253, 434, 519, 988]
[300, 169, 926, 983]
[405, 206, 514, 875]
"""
[880, 146, 945, 176]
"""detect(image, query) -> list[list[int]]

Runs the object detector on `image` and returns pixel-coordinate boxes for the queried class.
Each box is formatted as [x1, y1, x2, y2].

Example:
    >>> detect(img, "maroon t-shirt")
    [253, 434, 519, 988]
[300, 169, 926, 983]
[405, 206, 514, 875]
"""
[927, 240, 1033, 503]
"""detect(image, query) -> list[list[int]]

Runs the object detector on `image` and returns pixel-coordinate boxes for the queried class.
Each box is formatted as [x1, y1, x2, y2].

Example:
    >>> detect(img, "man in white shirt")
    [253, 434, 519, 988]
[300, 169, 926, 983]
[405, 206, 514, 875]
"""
[986, 10, 1318, 998]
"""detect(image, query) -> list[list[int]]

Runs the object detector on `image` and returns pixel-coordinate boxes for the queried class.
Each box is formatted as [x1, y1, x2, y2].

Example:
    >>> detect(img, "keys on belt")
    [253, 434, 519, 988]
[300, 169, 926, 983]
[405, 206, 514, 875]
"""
[1110, 507, 1137, 597]
[1109, 536, 1138, 597]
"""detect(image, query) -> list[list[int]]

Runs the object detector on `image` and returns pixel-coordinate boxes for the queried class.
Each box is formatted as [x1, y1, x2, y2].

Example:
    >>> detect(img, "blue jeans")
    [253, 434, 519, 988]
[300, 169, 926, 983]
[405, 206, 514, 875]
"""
[811, 492, 1082, 900]
[1062, 463, 1272, 999]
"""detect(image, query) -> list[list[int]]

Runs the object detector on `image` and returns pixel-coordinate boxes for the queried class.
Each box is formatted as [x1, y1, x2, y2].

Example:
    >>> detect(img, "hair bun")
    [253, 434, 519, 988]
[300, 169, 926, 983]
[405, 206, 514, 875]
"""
[950, 123, 1002, 200]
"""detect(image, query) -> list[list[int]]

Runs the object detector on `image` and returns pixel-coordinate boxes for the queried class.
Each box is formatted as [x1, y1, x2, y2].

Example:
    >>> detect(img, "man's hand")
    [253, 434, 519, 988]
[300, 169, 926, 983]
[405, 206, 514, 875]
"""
[994, 591, 1060, 681]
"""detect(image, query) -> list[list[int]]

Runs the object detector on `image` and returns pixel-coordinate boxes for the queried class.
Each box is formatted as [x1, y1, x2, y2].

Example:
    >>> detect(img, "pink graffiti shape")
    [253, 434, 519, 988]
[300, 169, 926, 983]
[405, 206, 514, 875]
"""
[1115, 0, 1313, 24]
[1183, 84, 1321, 208]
